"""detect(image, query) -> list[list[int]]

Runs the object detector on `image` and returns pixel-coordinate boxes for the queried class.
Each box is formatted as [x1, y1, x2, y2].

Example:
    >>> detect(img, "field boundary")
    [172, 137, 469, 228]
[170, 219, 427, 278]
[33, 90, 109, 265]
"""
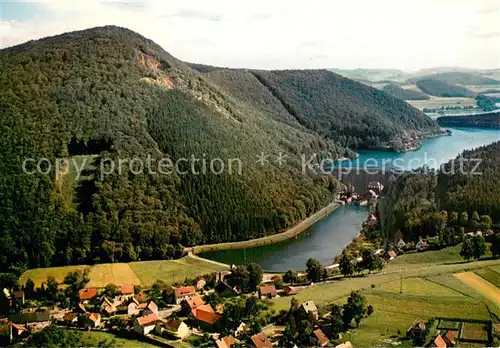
[190, 202, 341, 254]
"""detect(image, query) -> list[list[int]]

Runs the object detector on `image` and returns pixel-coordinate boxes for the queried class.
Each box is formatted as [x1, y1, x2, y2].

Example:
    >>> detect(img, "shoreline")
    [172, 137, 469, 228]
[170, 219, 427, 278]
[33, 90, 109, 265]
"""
[188, 202, 341, 255]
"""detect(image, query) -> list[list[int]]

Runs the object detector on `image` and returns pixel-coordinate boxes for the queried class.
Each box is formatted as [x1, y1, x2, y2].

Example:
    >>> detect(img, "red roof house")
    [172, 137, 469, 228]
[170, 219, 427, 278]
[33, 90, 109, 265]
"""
[78, 288, 97, 302]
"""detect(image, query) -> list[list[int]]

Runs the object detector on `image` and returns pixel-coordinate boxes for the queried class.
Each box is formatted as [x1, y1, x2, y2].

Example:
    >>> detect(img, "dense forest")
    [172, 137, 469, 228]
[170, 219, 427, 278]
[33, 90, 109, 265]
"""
[381, 83, 430, 100]
[437, 112, 500, 128]
[408, 72, 500, 85]
[381, 141, 500, 242]
[415, 79, 475, 98]
[0, 26, 439, 275]
[248, 70, 439, 149]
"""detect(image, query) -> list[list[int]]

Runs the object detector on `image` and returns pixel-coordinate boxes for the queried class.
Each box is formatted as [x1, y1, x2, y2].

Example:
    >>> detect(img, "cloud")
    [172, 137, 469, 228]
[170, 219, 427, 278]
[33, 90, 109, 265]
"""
[160, 9, 222, 22]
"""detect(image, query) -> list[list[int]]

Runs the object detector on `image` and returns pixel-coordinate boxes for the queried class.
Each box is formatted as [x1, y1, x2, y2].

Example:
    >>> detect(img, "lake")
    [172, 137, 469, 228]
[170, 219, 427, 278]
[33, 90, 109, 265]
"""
[336, 127, 500, 171]
[202, 127, 499, 271]
[202, 205, 368, 272]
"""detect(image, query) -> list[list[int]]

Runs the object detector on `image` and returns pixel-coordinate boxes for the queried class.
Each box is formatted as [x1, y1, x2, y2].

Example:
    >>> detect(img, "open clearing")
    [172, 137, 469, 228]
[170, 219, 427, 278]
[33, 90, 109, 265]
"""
[379, 277, 461, 297]
[19, 254, 228, 288]
[474, 267, 500, 288]
[86, 263, 142, 288]
[407, 97, 476, 110]
[130, 254, 229, 287]
[78, 331, 157, 348]
[270, 250, 500, 347]
[19, 265, 90, 287]
[455, 272, 500, 307]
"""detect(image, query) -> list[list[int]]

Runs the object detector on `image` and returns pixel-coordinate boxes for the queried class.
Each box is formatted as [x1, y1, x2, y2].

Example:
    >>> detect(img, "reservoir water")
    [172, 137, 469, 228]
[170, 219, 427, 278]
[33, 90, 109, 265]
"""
[202, 127, 500, 271]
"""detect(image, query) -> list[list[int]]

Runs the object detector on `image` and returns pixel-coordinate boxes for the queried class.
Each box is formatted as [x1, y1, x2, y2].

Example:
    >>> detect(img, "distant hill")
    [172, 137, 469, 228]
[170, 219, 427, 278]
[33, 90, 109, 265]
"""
[329, 68, 408, 82]
[382, 83, 430, 100]
[437, 111, 500, 128]
[0, 26, 439, 271]
[416, 79, 475, 97]
[408, 72, 500, 85]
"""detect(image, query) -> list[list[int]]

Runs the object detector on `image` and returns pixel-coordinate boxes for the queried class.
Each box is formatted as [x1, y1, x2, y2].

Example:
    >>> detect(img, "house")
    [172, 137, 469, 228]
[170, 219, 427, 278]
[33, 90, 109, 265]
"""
[18, 308, 51, 323]
[155, 318, 190, 339]
[313, 328, 329, 347]
[234, 322, 248, 337]
[134, 292, 148, 303]
[1, 289, 12, 313]
[127, 299, 141, 316]
[84, 313, 101, 328]
[196, 278, 206, 290]
[387, 250, 397, 260]
[215, 335, 236, 348]
[283, 286, 298, 296]
[165, 286, 196, 304]
[120, 284, 135, 299]
[13, 291, 25, 305]
[443, 330, 456, 346]
[406, 319, 426, 338]
[143, 300, 158, 315]
[430, 335, 447, 348]
[101, 297, 118, 317]
[415, 239, 428, 251]
[367, 181, 384, 194]
[335, 342, 353, 348]
[259, 285, 277, 299]
[300, 300, 319, 321]
[78, 288, 98, 303]
[397, 239, 406, 249]
[250, 332, 272, 348]
[62, 312, 78, 325]
[9, 323, 26, 343]
[192, 304, 221, 330]
[185, 294, 205, 310]
[215, 282, 239, 298]
[134, 313, 161, 336]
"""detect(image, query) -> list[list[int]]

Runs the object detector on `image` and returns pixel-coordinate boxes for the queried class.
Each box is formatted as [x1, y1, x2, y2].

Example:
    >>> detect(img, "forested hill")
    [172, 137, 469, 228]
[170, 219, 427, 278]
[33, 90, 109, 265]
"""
[437, 112, 500, 129]
[415, 79, 475, 97]
[382, 83, 430, 101]
[0, 26, 438, 273]
[408, 72, 500, 85]
[380, 141, 500, 243]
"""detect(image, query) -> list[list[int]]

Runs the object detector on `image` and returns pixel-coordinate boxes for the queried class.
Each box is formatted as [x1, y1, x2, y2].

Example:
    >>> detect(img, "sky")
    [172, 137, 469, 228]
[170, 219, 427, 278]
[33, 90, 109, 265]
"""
[0, 0, 499, 70]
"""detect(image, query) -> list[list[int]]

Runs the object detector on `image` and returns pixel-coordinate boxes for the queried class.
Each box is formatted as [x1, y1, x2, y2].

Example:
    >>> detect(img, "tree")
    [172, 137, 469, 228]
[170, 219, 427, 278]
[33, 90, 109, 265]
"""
[480, 215, 492, 231]
[329, 304, 344, 338]
[340, 253, 355, 277]
[247, 264, 263, 292]
[0, 273, 19, 290]
[491, 233, 500, 258]
[472, 235, 486, 259]
[306, 258, 324, 282]
[460, 212, 469, 228]
[46, 276, 59, 301]
[283, 270, 298, 284]
[342, 291, 367, 328]
[104, 284, 119, 298]
[460, 238, 474, 261]
[25, 278, 35, 298]
[361, 248, 384, 273]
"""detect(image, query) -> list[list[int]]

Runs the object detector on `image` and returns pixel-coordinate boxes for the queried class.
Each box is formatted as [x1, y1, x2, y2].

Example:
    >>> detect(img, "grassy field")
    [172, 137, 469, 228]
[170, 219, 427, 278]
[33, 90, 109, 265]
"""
[79, 331, 157, 347]
[19, 254, 228, 288]
[342, 290, 490, 347]
[269, 245, 500, 347]
[388, 244, 462, 266]
[474, 266, 500, 288]
[86, 263, 142, 288]
[379, 277, 461, 297]
[130, 254, 229, 287]
[455, 272, 500, 307]
[407, 97, 477, 110]
[190, 203, 339, 254]
[19, 265, 90, 287]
